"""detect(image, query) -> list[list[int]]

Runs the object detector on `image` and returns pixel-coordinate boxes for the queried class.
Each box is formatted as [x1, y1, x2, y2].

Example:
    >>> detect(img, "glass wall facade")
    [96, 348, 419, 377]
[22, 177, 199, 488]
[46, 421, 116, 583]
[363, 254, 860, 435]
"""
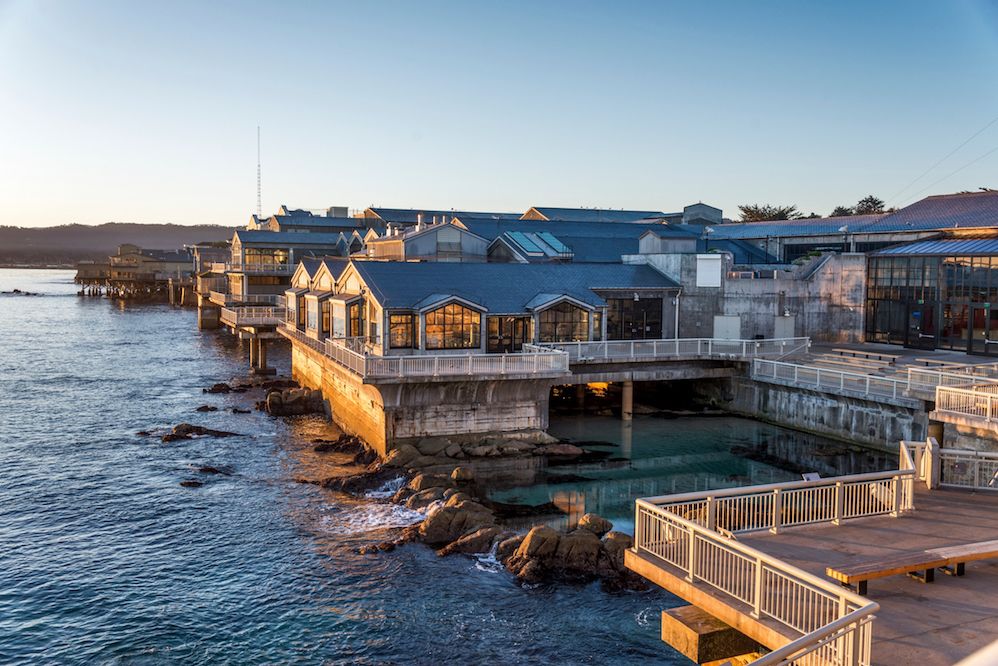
[866, 255, 998, 353]
[425, 303, 481, 349]
[538, 303, 589, 342]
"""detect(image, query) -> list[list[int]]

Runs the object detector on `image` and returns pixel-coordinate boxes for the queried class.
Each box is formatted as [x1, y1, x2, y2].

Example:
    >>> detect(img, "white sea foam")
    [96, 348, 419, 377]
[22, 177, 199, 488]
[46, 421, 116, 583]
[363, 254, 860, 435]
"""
[364, 476, 406, 499]
[472, 542, 505, 574]
[321, 503, 426, 534]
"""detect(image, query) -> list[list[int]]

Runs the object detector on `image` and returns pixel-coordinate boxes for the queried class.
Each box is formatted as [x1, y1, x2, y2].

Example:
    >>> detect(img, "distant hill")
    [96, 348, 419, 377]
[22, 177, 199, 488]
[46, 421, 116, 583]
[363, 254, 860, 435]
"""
[0, 223, 238, 266]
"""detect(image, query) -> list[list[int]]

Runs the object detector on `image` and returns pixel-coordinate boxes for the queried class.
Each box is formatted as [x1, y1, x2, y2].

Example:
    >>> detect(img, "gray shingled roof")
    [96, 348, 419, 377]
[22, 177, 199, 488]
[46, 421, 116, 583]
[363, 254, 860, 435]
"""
[234, 230, 348, 246]
[350, 261, 678, 313]
[367, 208, 520, 224]
[707, 215, 885, 240]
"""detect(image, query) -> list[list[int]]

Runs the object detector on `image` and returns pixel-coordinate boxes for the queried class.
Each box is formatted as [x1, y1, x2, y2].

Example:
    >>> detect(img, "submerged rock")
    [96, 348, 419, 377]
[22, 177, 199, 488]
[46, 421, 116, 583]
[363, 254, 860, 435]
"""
[231, 407, 251, 414]
[162, 423, 239, 442]
[265, 388, 324, 416]
[179, 480, 203, 488]
[195, 405, 218, 412]
[382, 444, 420, 468]
[534, 443, 585, 457]
[203, 383, 232, 394]
[437, 526, 506, 557]
[418, 500, 495, 545]
[450, 466, 474, 483]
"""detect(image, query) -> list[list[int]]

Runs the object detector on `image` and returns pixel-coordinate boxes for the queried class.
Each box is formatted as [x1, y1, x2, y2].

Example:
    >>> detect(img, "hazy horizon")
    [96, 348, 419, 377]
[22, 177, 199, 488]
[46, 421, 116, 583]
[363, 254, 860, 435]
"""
[2, 0, 997, 227]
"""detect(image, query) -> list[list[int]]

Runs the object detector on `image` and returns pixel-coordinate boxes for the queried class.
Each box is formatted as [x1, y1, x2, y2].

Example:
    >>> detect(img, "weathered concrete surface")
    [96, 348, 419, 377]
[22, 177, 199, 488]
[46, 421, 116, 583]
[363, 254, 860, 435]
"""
[567, 360, 740, 385]
[291, 339, 556, 456]
[661, 605, 761, 665]
[931, 415, 998, 452]
[702, 377, 929, 450]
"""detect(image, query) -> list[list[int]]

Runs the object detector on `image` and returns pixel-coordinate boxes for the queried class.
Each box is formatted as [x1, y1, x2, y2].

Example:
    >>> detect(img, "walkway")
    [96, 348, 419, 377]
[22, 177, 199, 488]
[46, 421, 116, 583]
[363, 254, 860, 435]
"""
[740, 487, 998, 666]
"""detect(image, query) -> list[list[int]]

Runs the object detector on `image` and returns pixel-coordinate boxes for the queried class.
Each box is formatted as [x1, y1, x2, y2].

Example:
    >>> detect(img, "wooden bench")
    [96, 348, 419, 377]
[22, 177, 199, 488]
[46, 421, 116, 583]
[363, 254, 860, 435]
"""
[810, 358, 892, 374]
[831, 348, 901, 364]
[826, 539, 998, 595]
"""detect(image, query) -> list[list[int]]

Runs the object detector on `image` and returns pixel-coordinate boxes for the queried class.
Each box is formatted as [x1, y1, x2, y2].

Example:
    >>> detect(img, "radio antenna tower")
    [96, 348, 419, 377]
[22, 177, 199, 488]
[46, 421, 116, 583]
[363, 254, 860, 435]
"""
[256, 126, 262, 218]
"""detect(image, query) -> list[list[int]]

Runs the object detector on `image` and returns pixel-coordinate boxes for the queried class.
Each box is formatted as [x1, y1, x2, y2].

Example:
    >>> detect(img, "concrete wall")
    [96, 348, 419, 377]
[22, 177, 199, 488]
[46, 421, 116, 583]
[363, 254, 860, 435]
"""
[624, 252, 866, 342]
[291, 338, 557, 455]
[698, 377, 929, 451]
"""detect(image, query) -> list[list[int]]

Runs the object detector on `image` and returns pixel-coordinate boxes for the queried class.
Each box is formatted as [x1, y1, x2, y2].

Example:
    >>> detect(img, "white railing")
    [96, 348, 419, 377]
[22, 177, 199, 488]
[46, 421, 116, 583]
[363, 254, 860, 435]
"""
[279, 324, 570, 380]
[210, 291, 285, 307]
[753, 358, 910, 402]
[634, 476, 890, 666]
[935, 384, 998, 422]
[538, 337, 810, 363]
[937, 447, 998, 491]
[907, 367, 998, 394]
[220, 306, 283, 327]
[226, 262, 295, 275]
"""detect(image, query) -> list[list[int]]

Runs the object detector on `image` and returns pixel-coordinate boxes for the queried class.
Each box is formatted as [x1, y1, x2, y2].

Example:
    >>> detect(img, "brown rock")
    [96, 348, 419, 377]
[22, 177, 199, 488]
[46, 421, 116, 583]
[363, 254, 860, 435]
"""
[578, 513, 613, 537]
[418, 501, 495, 545]
[496, 534, 525, 561]
[514, 525, 560, 559]
[408, 473, 453, 492]
[444, 443, 464, 458]
[407, 455, 450, 469]
[382, 444, 420, 468]
[463, 444, 497, 458]
[451, 466, 474, 483]
[601, 531, 633, 569]
[535, 443, 584, 457]
[553, 529, 601, 572]
[416, 437, 451, 456]
[444, 492, 473, 507]
[405, 487, 446, 510]
[436, 526, 504, 556]
[515, 558, 546, 583]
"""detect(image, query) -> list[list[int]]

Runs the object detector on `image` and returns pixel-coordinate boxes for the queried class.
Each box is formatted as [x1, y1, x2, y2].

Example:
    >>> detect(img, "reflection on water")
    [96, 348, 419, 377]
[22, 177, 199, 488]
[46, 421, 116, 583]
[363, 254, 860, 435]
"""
[490, 414, 898, 533]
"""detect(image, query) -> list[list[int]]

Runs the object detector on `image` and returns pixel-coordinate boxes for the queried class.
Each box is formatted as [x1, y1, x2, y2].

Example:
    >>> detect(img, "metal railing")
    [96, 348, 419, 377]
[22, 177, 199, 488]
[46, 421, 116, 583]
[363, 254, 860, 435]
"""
[210, 291, 285, 307]
[753, 358, 910, 401]
[907, 367, 998, 394]
[220, 306, 283, 327]
[226, 262, 295, 275]
[935, 384, 998, 423]
[937, 447, 998, 490]
[633, 465, 916, 664]
[279, 324, 570, 380]
[538, 337, 810, 363]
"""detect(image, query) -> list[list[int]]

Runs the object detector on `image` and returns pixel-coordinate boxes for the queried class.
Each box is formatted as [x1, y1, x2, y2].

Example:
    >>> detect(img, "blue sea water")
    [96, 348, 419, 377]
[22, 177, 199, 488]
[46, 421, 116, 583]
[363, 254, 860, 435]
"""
[0, 269, 679, 665]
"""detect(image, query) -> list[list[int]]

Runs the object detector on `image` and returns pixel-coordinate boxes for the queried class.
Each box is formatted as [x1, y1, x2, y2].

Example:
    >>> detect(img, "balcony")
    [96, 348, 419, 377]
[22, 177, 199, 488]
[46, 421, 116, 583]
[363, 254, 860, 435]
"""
[279, 324, 570, 381]
[210, 291, 285, 308]
[225, 262, 295, 275]
[219, 306, 283, 328]
[538, 337, 811, 364]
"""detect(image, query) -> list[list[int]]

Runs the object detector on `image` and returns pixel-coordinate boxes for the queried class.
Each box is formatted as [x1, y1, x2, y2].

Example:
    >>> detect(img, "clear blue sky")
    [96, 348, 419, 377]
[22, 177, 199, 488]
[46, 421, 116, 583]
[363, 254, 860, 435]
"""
[2, 0, 997, 226]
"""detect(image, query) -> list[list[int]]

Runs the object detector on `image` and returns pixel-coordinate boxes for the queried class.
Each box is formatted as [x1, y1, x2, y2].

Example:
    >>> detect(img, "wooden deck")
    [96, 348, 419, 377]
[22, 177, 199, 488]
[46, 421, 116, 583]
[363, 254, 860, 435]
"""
[739, 487, 998, 666]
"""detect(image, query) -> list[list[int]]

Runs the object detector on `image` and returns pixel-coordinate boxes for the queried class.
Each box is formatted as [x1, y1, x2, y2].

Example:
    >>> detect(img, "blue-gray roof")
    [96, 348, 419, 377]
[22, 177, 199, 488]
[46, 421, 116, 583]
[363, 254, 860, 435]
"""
[367, 208, 520, 224]
[273, 216, 367, 229]
[234, 230, 348, 246]
[524, 207, 667, 222]
[874, 238, 998, 256]
[351, 261, 679, 313]
[861, 191, 998, 233]
[463, 218, 695, 262]
[707, 215, 885, 240]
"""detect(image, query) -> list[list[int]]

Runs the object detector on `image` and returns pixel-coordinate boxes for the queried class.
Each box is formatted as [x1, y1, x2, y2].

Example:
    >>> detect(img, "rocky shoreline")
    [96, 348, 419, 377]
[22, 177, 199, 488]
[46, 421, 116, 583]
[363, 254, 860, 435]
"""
[309, 433, 648, 592]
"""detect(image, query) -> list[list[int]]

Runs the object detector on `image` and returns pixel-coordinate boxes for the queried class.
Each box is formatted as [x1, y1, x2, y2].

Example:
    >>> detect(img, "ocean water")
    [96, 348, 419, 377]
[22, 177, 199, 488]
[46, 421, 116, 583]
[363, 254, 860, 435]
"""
[0, 269, 894, 664]
[0, 269, 676, 664]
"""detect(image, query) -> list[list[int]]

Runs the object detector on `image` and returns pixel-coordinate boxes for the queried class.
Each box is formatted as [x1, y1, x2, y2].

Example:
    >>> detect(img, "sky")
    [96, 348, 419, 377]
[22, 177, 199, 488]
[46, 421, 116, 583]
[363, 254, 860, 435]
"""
[1, 0, 998, 227]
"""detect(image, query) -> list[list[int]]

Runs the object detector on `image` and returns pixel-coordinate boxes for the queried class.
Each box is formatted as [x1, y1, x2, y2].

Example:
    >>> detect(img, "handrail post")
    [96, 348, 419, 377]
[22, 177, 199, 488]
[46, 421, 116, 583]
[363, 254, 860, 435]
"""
[706, 497, 717, 531]
[834, 481, 844, 525]
[433, 356, 439, 377]
[686, 526, 696, 582]
[771, 488, 782, 534]
[752, 556, 763, 618]
[891, 475, 902, 517]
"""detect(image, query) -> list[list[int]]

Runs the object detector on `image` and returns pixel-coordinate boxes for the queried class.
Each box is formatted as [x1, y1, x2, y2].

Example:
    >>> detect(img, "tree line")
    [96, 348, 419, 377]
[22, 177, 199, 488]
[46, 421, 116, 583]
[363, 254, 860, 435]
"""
[737, 195, 891, 222]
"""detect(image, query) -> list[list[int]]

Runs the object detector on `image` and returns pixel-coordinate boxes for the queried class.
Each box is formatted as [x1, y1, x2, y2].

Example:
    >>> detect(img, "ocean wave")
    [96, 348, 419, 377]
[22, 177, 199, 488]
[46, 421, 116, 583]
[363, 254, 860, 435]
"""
[364, 476, 406, 499]
[320, 503, 426, 535]
[472, 542, 505, 574]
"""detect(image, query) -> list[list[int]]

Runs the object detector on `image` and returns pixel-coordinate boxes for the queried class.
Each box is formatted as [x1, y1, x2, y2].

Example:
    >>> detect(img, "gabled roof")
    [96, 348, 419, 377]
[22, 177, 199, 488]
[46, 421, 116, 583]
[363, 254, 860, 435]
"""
[367, 221, 488, 245]
[272, 215, 367, 230]
[349, 261, 678, 314]
[522, 207, 668, 222]
[137, 249, 193, 262]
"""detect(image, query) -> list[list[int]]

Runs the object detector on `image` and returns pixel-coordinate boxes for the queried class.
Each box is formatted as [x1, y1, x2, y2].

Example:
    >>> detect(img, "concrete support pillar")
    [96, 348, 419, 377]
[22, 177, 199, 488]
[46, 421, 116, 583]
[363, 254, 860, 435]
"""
[258, 338, 268, 369]
[248, 337, 257, 368]
[197, 300, 220, 330]
[928, 420, 944, 444]
[575, 384, 586, 410]
[621, 380, 633, 421]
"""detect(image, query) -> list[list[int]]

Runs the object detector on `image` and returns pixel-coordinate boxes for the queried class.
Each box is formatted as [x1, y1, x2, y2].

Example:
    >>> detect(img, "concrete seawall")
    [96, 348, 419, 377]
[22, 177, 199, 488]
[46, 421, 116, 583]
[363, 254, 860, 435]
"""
[698, 377, 930, 451]
[291, 341, 558, 456]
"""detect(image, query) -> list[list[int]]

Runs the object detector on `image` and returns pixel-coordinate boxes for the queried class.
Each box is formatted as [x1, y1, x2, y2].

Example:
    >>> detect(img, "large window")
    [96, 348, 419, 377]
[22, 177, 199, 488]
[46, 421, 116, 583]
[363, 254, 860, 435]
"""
[425, 303, 481, 349]
[306, 300, 318, 331]
[347, 300, 365, 337]
[606, 297, 662, 340]
[539, 302, 589, 342]
[244, 247, 289, 268]
[389, 314, 415, 348]
[321, 300, 331, 335]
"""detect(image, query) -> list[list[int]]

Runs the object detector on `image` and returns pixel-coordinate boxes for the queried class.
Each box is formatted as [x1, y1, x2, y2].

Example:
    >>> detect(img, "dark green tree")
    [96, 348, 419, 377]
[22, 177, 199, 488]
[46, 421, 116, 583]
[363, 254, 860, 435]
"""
[831, 206, 854, 217]
[854, 195, 885, 215]
[737, 204, 801, 222]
